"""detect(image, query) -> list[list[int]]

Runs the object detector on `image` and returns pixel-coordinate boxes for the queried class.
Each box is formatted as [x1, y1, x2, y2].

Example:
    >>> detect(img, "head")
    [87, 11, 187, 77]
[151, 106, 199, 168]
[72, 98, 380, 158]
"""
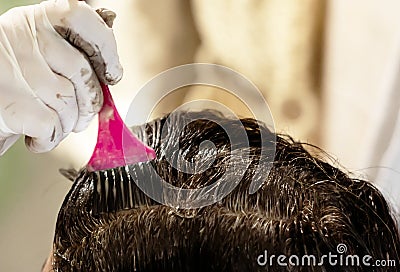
[46, 110, 400, 271]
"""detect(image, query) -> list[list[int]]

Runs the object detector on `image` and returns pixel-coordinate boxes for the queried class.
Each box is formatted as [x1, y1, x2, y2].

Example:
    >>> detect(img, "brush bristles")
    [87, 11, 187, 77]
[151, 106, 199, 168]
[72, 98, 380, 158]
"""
[91, 166, 136, 214]
[88, 164, 157, 215]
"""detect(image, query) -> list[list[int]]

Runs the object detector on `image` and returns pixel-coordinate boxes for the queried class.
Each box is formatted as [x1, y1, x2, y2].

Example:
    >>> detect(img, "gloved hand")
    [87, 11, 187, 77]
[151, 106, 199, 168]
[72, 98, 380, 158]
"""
[0, 0, 123, 155]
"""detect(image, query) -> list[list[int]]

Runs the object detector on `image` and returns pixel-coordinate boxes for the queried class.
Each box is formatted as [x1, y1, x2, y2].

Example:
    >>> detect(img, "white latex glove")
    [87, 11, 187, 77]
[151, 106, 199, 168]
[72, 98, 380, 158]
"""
[0, 0, 123, 155]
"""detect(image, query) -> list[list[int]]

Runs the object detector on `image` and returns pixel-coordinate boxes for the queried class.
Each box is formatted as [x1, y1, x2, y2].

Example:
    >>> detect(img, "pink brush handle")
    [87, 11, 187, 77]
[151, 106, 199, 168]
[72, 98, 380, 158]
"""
[87, 83, 156, 172]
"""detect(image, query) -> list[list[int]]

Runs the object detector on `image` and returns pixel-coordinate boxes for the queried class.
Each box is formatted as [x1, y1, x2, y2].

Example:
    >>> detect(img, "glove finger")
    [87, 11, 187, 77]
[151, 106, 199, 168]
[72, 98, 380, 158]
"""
[96, 8, 116, 28]
[1, 93, 63, 153]
[35, 12, 103, 133]
[24, 109, 63, 153]
[21, 65, 79, 135]
[42, 0, 123, 85]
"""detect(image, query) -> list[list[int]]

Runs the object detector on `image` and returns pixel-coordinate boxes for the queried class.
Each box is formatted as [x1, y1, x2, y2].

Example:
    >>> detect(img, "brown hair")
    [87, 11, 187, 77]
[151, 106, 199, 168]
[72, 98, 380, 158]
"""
[53, 110, 400, 271]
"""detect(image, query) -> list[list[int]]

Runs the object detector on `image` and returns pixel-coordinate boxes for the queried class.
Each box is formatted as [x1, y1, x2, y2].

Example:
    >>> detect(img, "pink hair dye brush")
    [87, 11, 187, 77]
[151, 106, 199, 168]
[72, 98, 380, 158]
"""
[70, 2, 156, 214]
[87, 83, 156, 172]
[84, 83, 156, 214]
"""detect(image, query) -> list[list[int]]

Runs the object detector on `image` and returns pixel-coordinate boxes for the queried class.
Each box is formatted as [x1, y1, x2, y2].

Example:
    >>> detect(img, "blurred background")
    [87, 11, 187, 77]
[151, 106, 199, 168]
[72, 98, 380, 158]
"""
[1, 0, 400, 270]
